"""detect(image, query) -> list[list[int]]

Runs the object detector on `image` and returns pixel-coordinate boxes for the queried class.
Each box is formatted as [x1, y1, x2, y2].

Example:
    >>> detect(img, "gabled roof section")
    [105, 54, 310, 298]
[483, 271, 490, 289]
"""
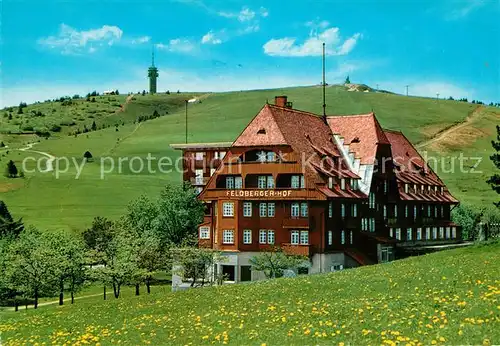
[232, 104, 288, 147]
[384, 130, 442, 184]
[326, 113, 390, 164]
[384, 129, 458, 203]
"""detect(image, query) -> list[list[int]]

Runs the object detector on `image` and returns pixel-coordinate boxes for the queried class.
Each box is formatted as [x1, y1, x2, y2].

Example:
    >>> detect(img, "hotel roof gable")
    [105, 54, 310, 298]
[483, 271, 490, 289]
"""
[326, 113, 390, 164]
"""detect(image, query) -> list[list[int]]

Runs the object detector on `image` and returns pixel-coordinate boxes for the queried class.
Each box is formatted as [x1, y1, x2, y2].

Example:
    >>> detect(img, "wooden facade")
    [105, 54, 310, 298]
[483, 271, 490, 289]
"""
[172, 96, 462, 280]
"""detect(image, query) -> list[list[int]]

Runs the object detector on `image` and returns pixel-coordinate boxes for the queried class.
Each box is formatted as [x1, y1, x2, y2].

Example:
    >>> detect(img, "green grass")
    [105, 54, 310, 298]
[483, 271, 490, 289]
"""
[0, 86, 498, 230]
[1, 242, 499, 345]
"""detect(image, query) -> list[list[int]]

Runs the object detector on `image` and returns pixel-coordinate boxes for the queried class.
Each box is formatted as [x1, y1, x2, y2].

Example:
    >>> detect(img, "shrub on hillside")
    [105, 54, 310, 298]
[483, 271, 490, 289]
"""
[5, 160, 18, 178]
[452, 205, 481, 240]
[83, 151, 93, 161]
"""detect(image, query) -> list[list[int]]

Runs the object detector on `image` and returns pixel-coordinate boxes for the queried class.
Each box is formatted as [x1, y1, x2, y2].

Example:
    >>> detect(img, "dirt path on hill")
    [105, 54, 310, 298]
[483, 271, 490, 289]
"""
[18, 142, 56, 172]
[102, 122, 143, 156]
[416, 106, 484, 150]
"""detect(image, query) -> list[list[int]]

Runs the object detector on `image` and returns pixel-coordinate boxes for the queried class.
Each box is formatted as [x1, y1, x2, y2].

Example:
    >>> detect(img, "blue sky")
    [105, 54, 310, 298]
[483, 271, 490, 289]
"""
[1, 0, 499, 107]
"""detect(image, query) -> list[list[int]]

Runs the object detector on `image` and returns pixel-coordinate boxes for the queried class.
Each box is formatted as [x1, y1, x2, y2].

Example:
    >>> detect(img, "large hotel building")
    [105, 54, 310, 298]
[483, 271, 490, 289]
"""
[171, 96, 461, 282]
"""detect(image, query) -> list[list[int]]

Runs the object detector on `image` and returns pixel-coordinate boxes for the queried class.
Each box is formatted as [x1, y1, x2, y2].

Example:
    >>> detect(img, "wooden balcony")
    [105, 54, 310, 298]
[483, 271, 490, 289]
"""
[282, 217, 309, 229]
[282, 243, 310, 257]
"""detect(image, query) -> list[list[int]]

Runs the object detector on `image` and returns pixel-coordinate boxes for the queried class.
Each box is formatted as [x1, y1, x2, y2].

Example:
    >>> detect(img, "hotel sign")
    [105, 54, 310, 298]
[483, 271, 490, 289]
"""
[225, 190, 293, 198]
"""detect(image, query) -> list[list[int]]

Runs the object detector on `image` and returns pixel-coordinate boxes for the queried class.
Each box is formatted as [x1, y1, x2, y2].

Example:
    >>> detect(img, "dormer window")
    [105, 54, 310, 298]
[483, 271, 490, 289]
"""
[352, 179, 359, 191]
[434, 186, 438, 193]
[328, 177, 333, 189]
[404, 184, 409, 194]
[440, 187, 444, 194]
[257, 128, 266, 134]
[340, 178, 346, 190]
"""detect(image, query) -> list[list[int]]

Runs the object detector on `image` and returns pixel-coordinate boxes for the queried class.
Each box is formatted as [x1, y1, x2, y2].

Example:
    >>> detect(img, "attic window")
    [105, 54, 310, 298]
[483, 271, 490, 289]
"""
[351, 137, 360, 144]
[257, 128, 266, 135]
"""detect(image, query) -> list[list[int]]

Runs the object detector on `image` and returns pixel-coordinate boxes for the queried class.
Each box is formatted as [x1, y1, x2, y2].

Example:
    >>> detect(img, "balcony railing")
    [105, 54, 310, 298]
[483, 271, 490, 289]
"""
[282, 243, 310, 256]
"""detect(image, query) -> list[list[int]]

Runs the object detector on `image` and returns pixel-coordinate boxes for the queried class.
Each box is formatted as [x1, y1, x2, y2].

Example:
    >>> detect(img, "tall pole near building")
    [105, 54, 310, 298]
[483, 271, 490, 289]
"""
[185, 100, 188, 144]
[322, 42, 326, 122]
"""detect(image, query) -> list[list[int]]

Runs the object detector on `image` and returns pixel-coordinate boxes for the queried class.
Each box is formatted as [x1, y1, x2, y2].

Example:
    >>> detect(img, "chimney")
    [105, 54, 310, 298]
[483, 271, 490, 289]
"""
[275, 95, 287, 108]
[275, 96, 293, 109]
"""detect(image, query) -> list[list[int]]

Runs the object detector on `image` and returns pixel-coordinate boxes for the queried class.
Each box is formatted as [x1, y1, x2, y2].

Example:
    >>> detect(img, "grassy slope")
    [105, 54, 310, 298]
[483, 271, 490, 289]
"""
[0, 86, 498, 230]
[1, 242, 499, 345]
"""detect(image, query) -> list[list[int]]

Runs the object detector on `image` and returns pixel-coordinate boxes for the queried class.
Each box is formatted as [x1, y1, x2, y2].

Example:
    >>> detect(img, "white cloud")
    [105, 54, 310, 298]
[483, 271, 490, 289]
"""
[263, 26, 362, 57]
[201, 31, 223, 45]
[447, 0, 485, 20]
[239, 25, 260, 35]
[38, 24, 123, 54]
[131, 36, 151, 44]
[218, 6, 268, 22]
[156, 38, 197, 54]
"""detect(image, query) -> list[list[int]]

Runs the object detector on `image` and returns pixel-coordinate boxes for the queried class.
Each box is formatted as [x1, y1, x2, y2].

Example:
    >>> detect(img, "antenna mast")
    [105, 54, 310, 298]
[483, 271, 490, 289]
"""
[322, 42, 327, 122]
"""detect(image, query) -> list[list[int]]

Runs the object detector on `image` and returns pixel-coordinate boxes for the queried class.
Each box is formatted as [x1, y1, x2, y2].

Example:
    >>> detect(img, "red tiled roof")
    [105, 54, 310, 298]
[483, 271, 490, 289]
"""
[384, 130, 459, 204]
[232, 104, 359, 190]
[232, 105, 288, 146]
[327, 113, 390, 164]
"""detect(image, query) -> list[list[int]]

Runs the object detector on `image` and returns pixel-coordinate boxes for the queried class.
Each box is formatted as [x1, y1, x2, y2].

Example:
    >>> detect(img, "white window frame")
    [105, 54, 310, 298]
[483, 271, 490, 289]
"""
[300, 175, 305, 188]
[195, 169, 204, 185]
[267, 203, 275, 217]
[199, 226, 210, 239]
[328, 202, 333, 218]
[407, 228, 412, 241]
[291, 203, 300, 217]
[394, 205, 398, 218]
[195, 152, 204, 160]
[222, 230, 234, 244]
[384, 180, 388, 194]
[395, 228, 401, 240]
[352, 179, 358, 191]
[226, 176, 234, 189]
[300, 202, 308, 217]
[259, 230, 267, 244]
[300, 231, 309, 245]
[349, 231, 353, 244]
[416, 228, 422, 240]
[445, 227, 451, 239]
[291, 231, 299, 245]
[235, 176, 243, 189]
[222, 202, 234, 217]
[243, 202, 252, 217]
[328, 230, 333, 245]
[383, 205, 387, 220]
[291, 175, 300, 189]
[352, 204, 358, 217]
[259, 203, 267, 218]
[389, 228, 394, 238]
[340, 178, 346, 190]
[243, 229, 252, 244]
[266, 151, 276, 162]
[432, 227, 438, 239]
[328, 177, 333, 189]
[341, 230, 346, 245]
[425, 227, 431, 240]
[266, 175, 275, 189]
[267, 230, 275, 244]
[257, 176, 267, 189]
[439, 227, 444, 239]
[341, 203, 346, 218]
[404, 184, 408, 193]
[452, 227, 457, 238]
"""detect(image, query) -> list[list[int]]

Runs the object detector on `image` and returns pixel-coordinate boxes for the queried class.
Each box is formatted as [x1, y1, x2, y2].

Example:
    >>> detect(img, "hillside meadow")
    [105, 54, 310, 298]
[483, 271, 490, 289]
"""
[0, 86, 499, 230]
[0, 242, 498, 345]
